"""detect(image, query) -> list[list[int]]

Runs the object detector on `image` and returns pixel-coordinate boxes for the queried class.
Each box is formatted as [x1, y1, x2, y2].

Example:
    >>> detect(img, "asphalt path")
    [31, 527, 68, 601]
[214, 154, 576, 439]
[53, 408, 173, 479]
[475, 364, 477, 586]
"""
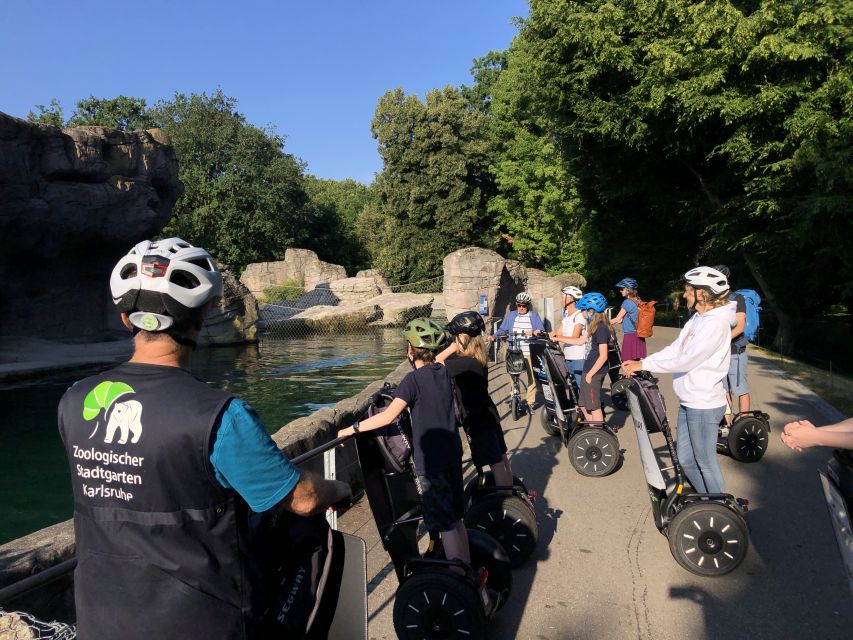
[346, 327, 852, 639]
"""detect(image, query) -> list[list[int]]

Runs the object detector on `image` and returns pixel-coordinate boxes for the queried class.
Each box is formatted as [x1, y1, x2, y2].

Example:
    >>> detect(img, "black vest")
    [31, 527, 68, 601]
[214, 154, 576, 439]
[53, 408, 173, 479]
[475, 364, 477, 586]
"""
[58, 362, 256, 639]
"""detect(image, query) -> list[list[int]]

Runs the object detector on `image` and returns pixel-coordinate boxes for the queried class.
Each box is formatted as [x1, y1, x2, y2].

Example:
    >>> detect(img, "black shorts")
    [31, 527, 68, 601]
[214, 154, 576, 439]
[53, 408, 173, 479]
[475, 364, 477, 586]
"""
[415, 465, 465, 533]
[580, 372, 606, 411]
[468, 426, 508, 468]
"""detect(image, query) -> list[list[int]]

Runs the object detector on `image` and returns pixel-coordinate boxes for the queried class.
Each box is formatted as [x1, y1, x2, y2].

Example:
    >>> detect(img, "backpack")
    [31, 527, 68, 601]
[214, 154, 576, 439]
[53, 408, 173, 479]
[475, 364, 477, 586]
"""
[630, 297, 657, 339]
[254, 511, 346, 639]
[367, 383, 413, 473]
[733, 289, 762, 343]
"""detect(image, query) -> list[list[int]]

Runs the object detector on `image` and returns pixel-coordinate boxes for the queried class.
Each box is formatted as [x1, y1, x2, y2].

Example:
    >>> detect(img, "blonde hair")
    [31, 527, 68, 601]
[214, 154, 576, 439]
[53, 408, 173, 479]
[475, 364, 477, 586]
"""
[456, 333, 488, 367]
[587, 311, 613, 338]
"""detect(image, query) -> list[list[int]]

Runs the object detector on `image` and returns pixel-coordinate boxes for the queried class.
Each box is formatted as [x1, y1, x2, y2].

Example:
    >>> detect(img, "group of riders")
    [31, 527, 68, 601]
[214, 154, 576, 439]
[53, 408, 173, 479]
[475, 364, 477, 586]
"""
[57, 236, 851, 639]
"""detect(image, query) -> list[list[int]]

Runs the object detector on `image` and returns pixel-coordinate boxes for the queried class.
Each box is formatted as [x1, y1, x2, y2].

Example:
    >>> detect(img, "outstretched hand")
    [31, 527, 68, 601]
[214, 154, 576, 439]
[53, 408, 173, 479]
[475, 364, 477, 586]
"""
[621, 360, 643, 376]
[781, 419, 816, 452]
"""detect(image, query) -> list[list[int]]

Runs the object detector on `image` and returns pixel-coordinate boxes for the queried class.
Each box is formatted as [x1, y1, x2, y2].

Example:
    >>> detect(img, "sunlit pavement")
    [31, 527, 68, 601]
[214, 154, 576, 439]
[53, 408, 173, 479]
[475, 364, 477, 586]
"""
[339, 326, 852, 639]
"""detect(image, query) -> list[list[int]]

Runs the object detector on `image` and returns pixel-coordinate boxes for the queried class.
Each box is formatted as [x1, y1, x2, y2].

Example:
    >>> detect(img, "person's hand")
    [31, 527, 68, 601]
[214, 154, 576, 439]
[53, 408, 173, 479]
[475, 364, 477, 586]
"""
[585, 373, 593, 384]
[488, 335, 496, 342]
[781, 420, 816, 452]
[549, 331, 559, 340]
[337, 425, 356, 441]
[621, 360, 642, 376]
[533, 330, 542, 336]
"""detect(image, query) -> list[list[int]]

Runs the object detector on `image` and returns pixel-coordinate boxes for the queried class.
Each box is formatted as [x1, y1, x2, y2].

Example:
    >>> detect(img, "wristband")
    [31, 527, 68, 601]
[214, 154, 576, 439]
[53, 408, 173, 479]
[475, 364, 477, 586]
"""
[352, 421, 361, 434]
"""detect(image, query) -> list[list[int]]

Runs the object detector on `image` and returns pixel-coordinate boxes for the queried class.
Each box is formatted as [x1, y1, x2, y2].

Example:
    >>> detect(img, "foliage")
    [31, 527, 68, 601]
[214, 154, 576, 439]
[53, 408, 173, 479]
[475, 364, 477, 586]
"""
[260, 278, 305, 304]
[368, 87, 494, 283]
[67, 95, 153, 130]
[27, 98, 65, 127]
[303, 176, 373, 273]
[520, 0, 853, 346]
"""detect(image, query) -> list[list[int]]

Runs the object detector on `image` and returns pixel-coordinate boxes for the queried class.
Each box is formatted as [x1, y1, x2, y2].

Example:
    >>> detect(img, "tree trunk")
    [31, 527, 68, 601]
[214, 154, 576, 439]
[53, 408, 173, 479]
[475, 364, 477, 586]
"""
[741, 251, 802, 354]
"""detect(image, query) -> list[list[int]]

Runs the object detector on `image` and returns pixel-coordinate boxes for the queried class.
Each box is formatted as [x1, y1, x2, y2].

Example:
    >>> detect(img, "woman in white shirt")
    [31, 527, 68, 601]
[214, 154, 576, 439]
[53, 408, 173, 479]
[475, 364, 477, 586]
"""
[549, 286, 586, 390]
[622, 267, 735, 493]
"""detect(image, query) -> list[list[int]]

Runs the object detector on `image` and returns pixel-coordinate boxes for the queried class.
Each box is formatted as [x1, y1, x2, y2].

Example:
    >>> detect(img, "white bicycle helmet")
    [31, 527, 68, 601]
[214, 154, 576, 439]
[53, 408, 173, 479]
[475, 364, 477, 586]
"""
[683, 266, 729, 295]
[110, 238, 223, 331]
[561, 286, 583, 300]
[515, 292, 532, 305]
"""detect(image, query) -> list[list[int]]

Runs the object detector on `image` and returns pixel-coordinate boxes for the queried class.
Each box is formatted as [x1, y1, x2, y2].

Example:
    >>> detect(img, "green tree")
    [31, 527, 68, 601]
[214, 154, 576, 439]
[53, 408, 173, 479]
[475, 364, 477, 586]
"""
[303, 176, 373, 272]
[150, 90, 318, 273]
[521, 0, 852, 349]
[67, 95, 153, 130]
[27, 98, 65, 127]
[369, 87, 494, 283]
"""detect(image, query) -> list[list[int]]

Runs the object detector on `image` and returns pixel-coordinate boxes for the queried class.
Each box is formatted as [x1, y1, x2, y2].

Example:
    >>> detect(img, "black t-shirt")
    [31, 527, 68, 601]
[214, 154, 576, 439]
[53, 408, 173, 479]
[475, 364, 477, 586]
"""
[583, 324, 613, 376]
[443, 355, 501, 434]
[394, 364, 463, 474]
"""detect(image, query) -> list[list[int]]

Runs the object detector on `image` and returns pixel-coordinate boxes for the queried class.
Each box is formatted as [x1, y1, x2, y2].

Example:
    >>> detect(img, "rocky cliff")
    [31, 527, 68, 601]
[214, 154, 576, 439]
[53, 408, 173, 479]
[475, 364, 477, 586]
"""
[0, 112, 183, 339]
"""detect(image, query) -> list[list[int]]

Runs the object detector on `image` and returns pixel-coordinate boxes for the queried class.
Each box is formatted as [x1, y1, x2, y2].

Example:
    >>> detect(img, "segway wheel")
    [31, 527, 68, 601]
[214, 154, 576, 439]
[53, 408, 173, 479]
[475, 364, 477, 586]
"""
[464, 494, 538, 568]
[464, 472, 529, 508]
[431, 528, 513, 610]
[728, 416, 769, 462]
[610, 392, 629, 412]
[393, 571, 487, 640]
[511, 395, 522, 421]
[539, 407, 560, 436]
[667, 503, 749, 577]
[567, 429, 620, 477]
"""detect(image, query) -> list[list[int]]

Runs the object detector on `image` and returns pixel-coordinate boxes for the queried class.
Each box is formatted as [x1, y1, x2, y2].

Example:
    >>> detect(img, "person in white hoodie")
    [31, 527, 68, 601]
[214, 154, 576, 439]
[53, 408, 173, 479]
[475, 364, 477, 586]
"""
[622, 266, 735, 494]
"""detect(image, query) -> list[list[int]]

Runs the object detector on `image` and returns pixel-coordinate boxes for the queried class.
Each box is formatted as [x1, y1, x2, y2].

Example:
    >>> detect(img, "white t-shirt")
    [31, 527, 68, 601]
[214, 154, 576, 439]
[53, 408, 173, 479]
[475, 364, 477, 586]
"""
[561, 310, 587, 361]
[512, 312, 533, 355]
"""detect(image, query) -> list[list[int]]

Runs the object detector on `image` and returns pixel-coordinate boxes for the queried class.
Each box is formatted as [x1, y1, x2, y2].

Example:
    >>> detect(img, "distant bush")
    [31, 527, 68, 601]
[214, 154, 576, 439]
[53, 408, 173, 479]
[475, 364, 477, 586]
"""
[261, 278, 304, 303]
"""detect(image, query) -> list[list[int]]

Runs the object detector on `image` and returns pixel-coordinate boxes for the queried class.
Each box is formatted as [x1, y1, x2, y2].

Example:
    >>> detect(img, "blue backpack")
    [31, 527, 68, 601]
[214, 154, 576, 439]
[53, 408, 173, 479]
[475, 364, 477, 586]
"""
[733, 289, 762, 343]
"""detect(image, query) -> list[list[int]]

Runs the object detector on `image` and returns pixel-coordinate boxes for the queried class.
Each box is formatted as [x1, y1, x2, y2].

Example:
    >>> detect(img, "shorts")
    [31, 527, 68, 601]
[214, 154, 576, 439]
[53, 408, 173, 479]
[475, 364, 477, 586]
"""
[468, 426, 508, 468]
[415, 465, 465, 533]
[726, 350, 749, 397]
[580, 371, 606, 411]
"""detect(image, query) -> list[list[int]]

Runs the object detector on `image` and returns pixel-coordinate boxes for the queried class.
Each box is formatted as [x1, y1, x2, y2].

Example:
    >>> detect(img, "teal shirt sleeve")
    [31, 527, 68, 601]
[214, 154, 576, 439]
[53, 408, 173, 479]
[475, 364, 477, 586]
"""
[210, 398, 301, 513]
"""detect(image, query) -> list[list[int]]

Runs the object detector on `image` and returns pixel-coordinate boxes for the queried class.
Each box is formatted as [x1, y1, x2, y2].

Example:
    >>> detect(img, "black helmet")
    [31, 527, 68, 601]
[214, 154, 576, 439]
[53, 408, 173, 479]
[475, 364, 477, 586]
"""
[445, 311, 486, 337]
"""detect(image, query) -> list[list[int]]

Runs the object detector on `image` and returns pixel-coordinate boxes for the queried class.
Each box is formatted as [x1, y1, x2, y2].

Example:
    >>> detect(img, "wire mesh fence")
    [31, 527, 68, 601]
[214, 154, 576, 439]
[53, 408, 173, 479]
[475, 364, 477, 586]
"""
[258, 276, 445, 340]
[0, 609, 75, 639]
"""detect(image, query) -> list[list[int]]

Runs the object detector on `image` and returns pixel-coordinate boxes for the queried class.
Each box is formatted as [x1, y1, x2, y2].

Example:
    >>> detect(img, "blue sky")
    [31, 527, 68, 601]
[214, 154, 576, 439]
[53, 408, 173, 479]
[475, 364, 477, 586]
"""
[0, 1, 527, 184]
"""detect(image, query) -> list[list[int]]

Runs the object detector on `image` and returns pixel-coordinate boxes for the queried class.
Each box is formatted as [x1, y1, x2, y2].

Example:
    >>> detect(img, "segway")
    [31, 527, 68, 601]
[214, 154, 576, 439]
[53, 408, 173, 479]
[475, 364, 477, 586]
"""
[357, 390, 512, 639]
[529, 337, 621, 477]
[606, 337, 630, 412]
[614, 372, 750, 577]
[462, 467, 538, 568]
[717, 410, 771, 462]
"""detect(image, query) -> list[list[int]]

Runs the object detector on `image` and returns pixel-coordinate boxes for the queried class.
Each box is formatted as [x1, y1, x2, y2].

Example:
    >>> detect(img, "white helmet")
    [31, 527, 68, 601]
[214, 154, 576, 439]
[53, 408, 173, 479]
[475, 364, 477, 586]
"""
[515, 292, 532, 305]
[110, 238, 223, 331]
[683, 266, 729, 295]
[561, 286, 583, 300]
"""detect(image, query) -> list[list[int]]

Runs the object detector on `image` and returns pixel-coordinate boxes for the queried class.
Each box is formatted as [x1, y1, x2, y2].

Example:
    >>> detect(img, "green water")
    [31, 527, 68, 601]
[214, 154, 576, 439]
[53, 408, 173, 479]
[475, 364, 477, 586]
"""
[0, 331, 405, 545]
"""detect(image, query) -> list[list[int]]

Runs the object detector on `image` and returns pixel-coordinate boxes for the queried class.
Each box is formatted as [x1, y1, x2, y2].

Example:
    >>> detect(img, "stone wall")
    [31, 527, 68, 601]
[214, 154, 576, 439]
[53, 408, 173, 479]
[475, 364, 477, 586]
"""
[0, 113, 182, 340]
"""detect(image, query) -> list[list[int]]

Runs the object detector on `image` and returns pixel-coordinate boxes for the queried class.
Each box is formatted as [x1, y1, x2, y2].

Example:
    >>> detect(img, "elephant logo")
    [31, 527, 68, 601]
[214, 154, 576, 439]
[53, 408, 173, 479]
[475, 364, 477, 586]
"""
[105, 400, 143, 444]
[82, 381, 143, 444]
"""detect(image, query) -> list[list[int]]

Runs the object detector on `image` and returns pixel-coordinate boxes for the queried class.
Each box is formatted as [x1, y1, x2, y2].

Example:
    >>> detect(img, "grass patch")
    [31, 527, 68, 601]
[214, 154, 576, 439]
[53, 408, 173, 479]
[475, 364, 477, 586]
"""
[260, 278, 304, 304]
[751, 345, 853, 416]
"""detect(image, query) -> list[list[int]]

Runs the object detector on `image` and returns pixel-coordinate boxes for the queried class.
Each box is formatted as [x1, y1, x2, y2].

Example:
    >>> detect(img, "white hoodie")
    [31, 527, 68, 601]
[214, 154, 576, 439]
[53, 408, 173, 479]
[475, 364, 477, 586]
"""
[641, 302, 736, 409]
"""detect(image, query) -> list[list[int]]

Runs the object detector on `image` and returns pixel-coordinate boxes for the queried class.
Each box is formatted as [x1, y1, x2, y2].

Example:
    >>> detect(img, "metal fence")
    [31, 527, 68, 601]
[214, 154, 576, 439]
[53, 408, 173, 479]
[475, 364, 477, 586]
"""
[258, 276, 444, 340]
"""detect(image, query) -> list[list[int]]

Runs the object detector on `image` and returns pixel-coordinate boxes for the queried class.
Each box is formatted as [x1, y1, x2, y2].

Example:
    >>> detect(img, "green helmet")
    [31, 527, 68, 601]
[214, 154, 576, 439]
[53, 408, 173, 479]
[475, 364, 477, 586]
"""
[401, 317, 447, 351]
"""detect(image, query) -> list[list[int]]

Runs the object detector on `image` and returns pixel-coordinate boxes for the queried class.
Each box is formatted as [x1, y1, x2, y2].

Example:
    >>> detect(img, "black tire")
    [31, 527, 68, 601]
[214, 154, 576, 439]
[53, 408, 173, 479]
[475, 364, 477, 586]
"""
[511, 395, 522, 421]
[567, 428, 620, 477]
[464, 493, 538, 568]
[610, 392, 629, 412]
[539, 407, 560, 436]
[464, 472, 529, 508]
[467, 528, 513, 608]
[727, 416, 769, 462]
[393, 571, 487, 639]
[667, 502, 749, 577]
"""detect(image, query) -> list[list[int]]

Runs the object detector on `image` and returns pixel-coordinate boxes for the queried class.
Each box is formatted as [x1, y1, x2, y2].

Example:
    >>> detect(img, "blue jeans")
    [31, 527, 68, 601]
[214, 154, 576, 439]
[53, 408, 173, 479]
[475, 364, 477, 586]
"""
[568, 359, 584, 392]
[676, 405, 726, 494]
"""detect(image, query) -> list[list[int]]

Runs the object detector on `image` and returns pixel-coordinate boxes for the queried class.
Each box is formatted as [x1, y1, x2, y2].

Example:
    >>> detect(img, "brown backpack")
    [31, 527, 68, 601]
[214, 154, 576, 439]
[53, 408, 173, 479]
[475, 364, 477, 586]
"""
[631, 297, 656, 339]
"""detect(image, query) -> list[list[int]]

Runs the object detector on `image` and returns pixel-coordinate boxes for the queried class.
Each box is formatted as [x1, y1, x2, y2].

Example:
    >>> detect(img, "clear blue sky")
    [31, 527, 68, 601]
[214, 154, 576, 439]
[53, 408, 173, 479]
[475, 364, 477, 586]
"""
[0, 0, 528, 184]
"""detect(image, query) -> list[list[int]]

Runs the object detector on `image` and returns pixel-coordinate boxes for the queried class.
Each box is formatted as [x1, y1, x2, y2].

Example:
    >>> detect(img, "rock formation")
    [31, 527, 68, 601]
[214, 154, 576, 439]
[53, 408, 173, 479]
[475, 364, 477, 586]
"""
[200, 264, 260, 345]
[0, 113, 182, 340]
[240, 248, 347, 299]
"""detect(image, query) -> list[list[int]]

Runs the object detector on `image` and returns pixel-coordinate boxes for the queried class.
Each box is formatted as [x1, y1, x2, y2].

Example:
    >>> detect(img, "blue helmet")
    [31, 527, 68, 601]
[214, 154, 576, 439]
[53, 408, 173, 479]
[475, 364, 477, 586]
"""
[577, 292, 607, 313]
[616, 277, 638, 290]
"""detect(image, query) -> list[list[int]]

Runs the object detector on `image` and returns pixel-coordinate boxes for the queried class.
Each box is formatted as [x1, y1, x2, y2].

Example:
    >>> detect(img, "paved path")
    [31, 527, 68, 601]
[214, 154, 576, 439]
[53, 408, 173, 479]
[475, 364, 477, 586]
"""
[340, 326, 853, 639]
